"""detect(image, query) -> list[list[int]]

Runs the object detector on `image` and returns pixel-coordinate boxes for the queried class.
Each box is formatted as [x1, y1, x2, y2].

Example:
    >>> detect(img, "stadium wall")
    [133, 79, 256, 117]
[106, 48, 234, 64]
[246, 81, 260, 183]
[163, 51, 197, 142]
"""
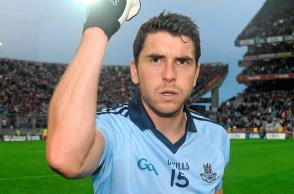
[228, 131, 291, 140]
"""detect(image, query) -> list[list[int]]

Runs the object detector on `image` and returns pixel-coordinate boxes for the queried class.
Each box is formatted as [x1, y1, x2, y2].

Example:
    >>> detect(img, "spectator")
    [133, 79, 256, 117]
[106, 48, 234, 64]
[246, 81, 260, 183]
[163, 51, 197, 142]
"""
[216, 89, 294, 132]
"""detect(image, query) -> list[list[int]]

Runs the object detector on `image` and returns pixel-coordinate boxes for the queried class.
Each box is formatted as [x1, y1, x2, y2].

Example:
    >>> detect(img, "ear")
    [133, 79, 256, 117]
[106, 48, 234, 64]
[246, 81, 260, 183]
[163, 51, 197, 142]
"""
[130, 59, 139, 84]
[193, 63, 201, 87]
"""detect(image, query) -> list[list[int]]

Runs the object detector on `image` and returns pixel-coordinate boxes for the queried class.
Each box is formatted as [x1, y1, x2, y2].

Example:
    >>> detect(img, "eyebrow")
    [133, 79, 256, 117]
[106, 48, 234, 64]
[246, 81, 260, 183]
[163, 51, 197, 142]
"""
[146, 54, 193, 61]
[146, 54, 166, 59]
[175, 56, 193, 61]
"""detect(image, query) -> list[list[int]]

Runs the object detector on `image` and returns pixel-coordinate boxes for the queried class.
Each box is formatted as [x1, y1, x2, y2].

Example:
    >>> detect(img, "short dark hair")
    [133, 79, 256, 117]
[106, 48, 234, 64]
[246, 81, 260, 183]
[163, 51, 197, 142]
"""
[133, 12, 201, 65]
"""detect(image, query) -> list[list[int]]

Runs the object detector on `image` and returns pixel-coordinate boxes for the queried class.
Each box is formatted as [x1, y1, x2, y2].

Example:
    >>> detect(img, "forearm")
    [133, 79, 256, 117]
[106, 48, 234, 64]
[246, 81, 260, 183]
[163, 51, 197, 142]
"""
[46, 28, 107, 177]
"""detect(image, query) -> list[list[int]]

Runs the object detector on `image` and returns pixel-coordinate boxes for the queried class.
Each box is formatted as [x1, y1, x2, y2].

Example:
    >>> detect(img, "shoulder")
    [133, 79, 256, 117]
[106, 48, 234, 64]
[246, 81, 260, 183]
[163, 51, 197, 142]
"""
[188, 108, 225, 133]
[188, 108, 230, 163]
[188, 108, 229, 143]
[96, 103, 129, 118]
[95, 103, 134, 141]
[95, 103, 132, 130]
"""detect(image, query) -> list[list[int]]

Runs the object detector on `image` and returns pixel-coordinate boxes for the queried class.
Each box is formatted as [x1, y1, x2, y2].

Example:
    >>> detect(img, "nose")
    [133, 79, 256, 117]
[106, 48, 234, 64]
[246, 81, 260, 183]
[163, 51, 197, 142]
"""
[162, 62, 176, 82]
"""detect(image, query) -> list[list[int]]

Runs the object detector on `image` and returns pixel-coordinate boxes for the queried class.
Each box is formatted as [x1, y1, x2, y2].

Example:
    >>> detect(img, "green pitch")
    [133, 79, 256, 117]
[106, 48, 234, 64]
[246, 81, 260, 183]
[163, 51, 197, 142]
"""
[224, 139, 294, 194]
[0, 141, 92, 194]
[0, 140, 293, 194]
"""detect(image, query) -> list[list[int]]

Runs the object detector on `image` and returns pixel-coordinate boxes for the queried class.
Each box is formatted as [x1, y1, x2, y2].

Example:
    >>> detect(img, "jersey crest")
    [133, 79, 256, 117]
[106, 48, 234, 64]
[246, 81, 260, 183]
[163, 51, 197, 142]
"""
[200, 163, 217, 184]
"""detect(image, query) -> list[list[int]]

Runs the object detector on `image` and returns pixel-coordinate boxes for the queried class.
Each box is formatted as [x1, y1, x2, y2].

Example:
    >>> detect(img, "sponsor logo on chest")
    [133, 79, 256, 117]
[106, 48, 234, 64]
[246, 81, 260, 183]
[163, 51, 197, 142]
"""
[137, 158, 158, 175]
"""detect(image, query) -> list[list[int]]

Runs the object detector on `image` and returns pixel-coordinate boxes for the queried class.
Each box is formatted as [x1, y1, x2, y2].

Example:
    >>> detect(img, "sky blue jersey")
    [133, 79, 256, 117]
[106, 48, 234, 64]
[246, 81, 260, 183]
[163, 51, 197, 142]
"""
[92, 95, 230, 194]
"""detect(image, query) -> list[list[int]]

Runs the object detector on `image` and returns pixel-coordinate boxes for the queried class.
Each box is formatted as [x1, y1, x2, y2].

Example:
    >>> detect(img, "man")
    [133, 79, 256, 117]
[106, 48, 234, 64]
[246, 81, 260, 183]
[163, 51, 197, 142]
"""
[46, 0, 230, 193]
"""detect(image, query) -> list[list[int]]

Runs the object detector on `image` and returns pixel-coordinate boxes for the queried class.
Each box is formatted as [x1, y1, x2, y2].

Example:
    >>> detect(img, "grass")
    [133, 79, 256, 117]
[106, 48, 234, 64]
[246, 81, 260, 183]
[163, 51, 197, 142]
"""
[0, 141, 92, 194]
[224, 140, 294, 194]
[0, 140, 293, 194]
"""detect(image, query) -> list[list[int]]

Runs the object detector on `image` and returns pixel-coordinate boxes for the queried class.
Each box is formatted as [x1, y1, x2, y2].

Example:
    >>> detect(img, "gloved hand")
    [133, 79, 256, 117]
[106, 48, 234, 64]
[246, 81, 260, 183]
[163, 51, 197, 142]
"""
[83, 0, 141, 39]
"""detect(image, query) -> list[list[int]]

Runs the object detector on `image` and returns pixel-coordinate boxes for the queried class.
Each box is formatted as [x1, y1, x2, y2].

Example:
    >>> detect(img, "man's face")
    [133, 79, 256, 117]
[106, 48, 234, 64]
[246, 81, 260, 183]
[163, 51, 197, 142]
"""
[130, 31, 200, 117]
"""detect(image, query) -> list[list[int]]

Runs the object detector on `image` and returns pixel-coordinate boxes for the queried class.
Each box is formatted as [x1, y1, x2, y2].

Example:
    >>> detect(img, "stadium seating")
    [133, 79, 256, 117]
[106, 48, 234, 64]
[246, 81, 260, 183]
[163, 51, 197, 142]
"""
[218, 0, 294, 135]
[236, 0, 294, 40]
[241, 58, 294, 75]
[215, 88, 294, 133]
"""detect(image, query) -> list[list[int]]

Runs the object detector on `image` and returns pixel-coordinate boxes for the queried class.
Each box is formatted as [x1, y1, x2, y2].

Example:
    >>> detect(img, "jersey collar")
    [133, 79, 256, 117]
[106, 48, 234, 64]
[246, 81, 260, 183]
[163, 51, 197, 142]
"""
[128, 94, 197, 132]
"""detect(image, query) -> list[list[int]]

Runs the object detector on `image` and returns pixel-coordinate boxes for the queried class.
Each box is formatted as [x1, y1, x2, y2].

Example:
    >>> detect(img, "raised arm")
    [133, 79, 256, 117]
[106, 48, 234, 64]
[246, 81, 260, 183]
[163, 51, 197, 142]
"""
[46, 27, 107, 178]
[46, 0, 141, 178]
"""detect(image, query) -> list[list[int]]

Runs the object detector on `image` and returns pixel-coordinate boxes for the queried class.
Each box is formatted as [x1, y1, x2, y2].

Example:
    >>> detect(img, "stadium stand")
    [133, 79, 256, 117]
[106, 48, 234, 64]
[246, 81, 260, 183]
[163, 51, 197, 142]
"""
[240, 58, 294, 75]
[190, 63, 228, 104]
[236, 0, 294, 41]
[0, 57, 227, 132]
[216, 88, 293, 132]
[217, 0, 294, 138]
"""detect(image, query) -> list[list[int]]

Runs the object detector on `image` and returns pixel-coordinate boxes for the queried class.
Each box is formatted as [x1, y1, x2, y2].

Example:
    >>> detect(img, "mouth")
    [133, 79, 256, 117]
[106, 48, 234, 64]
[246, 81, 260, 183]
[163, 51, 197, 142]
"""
[160, 90, 178, 97]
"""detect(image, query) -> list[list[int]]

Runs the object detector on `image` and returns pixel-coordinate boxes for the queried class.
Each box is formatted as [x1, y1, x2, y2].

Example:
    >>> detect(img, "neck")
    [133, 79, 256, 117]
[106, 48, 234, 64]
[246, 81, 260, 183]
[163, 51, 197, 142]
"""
[143, 102, 187, 143]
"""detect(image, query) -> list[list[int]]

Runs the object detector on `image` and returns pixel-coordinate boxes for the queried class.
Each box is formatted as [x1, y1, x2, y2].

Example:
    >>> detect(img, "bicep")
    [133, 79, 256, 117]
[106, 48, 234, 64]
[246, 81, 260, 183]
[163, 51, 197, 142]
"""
[78, 129, 105, 177]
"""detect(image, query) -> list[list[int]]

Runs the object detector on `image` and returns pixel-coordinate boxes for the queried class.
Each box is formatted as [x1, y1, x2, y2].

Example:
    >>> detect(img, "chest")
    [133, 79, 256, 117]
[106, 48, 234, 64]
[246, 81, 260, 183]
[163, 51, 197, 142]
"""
[110, 131, 225, 193]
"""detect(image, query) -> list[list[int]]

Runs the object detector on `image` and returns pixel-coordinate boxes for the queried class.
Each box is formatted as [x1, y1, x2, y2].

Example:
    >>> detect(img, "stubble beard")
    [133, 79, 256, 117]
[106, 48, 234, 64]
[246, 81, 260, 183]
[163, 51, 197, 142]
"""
[142, 95, 188, 118]
[140, 83, 194, 118]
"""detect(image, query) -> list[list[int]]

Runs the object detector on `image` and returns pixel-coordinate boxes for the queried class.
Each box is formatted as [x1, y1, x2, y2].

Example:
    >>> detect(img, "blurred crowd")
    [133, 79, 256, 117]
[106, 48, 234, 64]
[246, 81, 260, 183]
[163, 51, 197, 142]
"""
[246, 43, 294, 56]
[241, 58, 294, 75]
[237, 0, 294, 40]
[0, 58, 65, 115]
[0, 58, 66, 129]
[0, 58, 225, 129]
[1, 57, 293, 133]
[215, 88, 294, 133]
[97, 66, 135, 109]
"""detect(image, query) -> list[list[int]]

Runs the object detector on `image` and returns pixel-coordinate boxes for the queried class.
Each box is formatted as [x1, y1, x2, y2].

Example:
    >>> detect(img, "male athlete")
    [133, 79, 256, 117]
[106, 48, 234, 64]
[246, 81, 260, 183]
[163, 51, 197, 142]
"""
[46, 0, 230, 193]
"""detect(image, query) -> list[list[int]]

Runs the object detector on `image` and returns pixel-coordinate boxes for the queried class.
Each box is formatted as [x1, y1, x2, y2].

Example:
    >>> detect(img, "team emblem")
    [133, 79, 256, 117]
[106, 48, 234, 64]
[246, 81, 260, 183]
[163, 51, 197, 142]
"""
[200, 163, 217, 183]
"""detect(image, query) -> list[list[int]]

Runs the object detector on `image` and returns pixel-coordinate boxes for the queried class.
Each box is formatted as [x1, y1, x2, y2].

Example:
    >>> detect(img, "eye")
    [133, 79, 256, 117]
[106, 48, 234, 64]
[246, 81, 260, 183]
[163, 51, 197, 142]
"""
[177, 59, 190, 65]
[151, 57, 161, 63]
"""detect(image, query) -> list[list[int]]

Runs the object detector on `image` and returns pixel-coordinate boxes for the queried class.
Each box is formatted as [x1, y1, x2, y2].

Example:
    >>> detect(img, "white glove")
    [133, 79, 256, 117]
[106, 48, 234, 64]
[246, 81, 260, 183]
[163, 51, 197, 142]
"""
[119, 0, 141, 24]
